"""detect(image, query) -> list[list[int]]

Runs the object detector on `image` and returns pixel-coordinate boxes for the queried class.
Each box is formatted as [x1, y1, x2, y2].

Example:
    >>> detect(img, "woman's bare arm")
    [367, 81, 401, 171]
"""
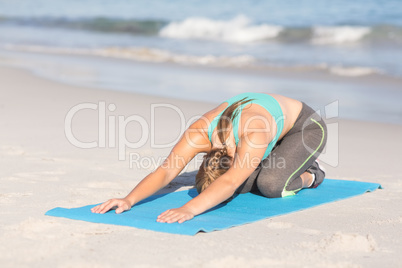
[91, 123, 209, 214]
[157, 131, 269, 223]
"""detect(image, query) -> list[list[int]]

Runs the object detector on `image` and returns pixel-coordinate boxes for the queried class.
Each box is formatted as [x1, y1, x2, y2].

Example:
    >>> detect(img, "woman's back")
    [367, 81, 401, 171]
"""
[198, 93, 303, 154]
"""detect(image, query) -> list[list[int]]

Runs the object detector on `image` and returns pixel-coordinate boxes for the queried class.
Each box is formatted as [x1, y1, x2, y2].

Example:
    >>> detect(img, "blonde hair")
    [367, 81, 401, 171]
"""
[195, 97, 253, 194]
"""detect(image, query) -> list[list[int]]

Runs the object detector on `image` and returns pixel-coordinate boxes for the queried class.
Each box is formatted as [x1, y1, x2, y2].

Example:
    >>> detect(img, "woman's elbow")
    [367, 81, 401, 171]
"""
[220, 176, 240, 194]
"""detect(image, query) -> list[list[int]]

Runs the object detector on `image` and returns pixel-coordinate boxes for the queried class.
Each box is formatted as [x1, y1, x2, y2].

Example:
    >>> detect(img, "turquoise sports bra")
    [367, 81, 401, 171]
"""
[207, 92, 284, 159]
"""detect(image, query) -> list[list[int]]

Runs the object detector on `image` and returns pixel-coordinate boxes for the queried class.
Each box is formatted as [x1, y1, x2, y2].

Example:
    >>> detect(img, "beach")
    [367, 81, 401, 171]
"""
[1, 1, 402, 266]
[1, 61, 401, 267]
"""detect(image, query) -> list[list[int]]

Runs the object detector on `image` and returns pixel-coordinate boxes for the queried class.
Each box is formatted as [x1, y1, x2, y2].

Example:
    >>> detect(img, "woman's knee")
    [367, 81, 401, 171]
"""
[256, 176, 284, 198]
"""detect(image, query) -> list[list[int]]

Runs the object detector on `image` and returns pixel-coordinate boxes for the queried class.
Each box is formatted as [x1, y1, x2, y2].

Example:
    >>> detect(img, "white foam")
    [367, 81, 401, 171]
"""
[312, 26, 371, 45]
[1, 44, 255, 67]
[159, 15, 283, 43]
[329, 66, 379, 77]
[93, 47, 255, 66]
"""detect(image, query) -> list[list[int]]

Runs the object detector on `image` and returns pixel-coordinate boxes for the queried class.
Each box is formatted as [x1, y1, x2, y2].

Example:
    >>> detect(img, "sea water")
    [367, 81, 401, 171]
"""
[1, 0, 401, 76]
[0, 0, 401, 123]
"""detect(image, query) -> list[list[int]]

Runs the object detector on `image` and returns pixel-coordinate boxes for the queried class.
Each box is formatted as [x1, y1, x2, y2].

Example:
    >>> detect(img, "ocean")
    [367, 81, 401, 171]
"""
[0, 0, 401, 123]
[1, 0, 402, 76]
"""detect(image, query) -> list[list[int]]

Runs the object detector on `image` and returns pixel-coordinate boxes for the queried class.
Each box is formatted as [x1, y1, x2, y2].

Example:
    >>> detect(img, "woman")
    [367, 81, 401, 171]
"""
[91, 92, 327, 224]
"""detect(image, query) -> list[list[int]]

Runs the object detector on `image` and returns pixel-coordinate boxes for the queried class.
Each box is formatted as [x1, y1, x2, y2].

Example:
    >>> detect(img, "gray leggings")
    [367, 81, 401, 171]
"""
[236, 102, 327, 198]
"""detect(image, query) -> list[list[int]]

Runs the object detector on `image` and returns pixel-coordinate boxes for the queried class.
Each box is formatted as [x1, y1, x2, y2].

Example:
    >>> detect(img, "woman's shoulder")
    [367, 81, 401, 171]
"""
[198, 102, 228, 125]
[185, 103, 226, 139]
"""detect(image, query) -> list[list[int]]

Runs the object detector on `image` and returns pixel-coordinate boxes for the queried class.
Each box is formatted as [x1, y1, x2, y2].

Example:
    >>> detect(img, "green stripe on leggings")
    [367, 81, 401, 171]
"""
[281, 118, 325, 197]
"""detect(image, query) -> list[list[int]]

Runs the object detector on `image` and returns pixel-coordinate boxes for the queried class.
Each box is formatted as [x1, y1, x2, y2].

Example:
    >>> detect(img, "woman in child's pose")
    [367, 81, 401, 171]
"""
[92, 92, 327, 223]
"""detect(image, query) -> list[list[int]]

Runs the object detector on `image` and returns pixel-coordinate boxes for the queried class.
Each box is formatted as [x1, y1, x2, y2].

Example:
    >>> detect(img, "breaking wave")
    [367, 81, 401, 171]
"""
[159, 15, 283, 43]
[312, 26, 371, 44]
[159, 16, 402, 45]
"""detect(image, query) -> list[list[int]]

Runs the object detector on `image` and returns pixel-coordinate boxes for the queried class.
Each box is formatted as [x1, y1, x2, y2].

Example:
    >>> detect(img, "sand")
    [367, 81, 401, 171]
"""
[1, 65, 402, 268]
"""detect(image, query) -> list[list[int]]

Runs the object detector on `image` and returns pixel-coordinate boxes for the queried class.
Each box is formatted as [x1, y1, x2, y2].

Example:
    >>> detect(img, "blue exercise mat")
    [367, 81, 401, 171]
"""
[45, 179, 381, 235]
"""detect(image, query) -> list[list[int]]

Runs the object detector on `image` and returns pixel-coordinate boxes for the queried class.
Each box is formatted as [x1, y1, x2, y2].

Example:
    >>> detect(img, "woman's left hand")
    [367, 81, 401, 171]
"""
[157, 207, 195, 224]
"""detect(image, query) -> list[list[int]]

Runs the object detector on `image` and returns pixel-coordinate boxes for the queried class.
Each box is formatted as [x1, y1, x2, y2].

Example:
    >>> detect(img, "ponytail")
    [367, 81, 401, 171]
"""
[216, 97, 253, 145]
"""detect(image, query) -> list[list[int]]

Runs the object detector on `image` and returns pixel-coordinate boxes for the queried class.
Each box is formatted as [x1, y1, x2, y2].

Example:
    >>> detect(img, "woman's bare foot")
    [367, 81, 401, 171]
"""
[300, 171, 314, 188]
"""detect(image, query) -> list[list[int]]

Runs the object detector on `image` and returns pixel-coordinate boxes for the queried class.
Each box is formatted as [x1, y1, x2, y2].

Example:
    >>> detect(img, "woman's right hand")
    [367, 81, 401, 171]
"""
[91, 198, 132, 214]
